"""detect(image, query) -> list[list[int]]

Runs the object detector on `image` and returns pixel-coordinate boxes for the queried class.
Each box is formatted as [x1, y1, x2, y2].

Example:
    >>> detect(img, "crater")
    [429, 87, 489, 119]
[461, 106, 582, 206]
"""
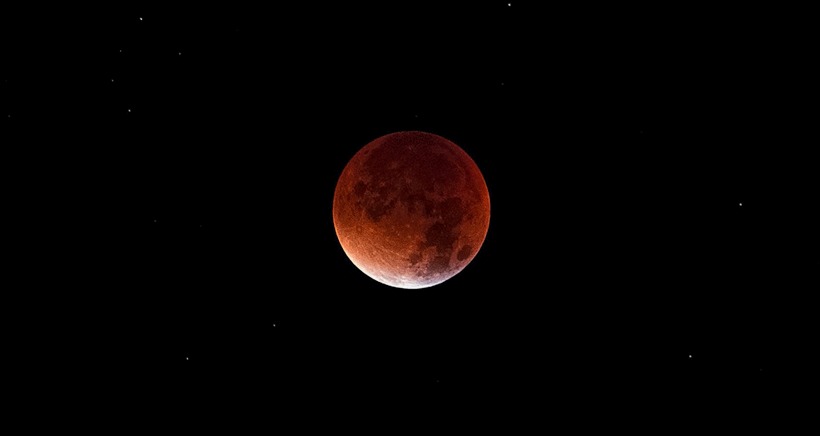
[363, 196, 396, 222]
[424, 222, 457, 252]
[437, 197, 465, 227]
[456, 244, 473, 261]
[425, 254, 451, 276]
[408, 251, 422, 266]
[353, 181, 368, 197]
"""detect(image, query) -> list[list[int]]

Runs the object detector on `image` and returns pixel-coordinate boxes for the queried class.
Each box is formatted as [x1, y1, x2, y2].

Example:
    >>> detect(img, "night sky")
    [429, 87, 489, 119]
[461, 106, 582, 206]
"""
[4, 2, 816, 427]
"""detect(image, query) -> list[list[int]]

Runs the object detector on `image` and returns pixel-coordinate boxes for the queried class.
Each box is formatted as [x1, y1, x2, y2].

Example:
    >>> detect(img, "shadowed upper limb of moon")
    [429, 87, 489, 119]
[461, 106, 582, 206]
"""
[332, 131, 490, 289]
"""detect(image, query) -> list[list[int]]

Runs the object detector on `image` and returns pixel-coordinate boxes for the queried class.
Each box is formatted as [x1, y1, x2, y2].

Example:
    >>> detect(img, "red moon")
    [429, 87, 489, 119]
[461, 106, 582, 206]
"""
[333, 131, 490, 289]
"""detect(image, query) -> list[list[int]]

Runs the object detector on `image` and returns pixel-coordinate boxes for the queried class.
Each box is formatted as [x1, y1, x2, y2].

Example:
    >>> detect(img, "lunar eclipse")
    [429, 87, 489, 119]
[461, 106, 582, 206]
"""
[333, 131, 491, 289]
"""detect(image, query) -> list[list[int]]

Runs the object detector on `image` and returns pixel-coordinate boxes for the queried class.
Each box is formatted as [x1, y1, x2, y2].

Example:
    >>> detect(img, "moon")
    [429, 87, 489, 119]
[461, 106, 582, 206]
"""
[333, 131, 490, 289]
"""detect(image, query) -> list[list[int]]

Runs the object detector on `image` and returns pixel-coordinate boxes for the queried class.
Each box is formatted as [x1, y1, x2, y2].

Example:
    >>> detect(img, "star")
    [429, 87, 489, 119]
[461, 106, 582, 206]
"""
[153, 219, 157, 223]
[139, 17, 143, 21]
[739, 202, 743, 206]
[272, 323, 277, 327]
[127, 109, 132, 113]
[507, 3, 512, 6]
[178, 52, 182, 56]
[688, 354, 693, 359]
[186, 357, 189, 360]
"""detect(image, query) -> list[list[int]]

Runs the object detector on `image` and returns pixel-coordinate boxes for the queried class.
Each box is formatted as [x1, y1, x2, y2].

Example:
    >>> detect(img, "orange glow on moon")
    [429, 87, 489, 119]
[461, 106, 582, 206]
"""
[333, 131, 490, 289]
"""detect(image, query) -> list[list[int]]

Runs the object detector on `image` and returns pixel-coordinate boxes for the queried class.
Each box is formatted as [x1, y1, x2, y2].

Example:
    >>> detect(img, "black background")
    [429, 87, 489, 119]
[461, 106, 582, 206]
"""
[3, 2, 816, 428]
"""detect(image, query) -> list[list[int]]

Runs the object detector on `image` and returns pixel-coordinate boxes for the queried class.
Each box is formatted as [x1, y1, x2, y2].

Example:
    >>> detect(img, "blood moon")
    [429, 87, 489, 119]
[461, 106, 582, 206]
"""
[333, 131, 490, 289]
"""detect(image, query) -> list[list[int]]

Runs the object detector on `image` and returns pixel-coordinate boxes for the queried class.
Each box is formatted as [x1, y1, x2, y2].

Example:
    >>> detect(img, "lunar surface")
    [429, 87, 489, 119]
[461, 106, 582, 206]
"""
[333, 131, 490, 289]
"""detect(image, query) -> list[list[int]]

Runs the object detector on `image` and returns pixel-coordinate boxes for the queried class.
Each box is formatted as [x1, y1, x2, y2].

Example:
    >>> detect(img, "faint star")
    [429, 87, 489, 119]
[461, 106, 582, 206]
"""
[178, 52, 182, 56]
[111, 79, 115, 82]
[153, 219, 157, 223]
